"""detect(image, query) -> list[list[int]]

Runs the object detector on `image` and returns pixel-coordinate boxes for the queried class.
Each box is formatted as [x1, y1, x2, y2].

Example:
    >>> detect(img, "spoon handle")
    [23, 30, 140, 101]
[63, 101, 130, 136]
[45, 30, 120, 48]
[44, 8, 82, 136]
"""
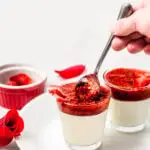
[94, 3, 133, 74]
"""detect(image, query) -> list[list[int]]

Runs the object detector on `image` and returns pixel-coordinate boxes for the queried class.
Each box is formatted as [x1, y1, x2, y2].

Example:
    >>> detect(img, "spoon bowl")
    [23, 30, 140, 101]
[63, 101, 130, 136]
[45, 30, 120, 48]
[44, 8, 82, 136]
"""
[75, 73, 101, 101]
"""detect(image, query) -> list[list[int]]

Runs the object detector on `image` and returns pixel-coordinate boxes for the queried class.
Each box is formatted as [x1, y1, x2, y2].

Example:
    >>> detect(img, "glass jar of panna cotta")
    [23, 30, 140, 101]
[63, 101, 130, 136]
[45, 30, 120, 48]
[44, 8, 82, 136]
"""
[49, 82, 110, 150]
[104, 68, 150, 133]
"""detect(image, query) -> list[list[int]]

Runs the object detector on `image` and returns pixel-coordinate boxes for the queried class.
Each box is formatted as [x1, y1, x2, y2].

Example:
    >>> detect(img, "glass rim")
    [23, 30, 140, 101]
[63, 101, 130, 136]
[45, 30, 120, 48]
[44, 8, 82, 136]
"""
[103, 68, 150, 91]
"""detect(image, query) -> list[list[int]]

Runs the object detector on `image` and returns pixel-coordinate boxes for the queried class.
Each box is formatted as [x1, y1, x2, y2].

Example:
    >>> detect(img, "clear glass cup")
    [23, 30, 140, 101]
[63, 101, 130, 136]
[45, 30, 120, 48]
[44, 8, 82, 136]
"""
[56, 84, 111, 150]
[103, 69, 150, 133]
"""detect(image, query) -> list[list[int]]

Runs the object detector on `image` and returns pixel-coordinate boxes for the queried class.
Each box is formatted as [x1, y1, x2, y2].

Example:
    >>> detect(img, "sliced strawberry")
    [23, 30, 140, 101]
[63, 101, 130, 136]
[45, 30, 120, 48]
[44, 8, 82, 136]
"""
[4, 110, 19, 129]
[0, 126, 13, 147]
[6, 81, 18, 86]
[11, 116, 24, 137]
[3, 110, 24, 137]
[55, 64, 86, 79]
[10, 74, 32, 85]
[0, 110, 25, 147]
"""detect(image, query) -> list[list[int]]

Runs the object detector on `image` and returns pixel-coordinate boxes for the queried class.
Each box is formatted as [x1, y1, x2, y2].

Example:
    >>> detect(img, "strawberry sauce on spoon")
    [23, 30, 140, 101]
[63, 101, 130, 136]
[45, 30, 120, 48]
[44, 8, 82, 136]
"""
[75, 3, 133, 101]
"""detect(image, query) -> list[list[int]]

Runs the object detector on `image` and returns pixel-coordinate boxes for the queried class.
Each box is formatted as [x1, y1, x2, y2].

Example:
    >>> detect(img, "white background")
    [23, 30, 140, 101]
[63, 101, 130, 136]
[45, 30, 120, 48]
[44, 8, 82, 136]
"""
[0, 0, 150, 149]
[0, 0, 148, 79]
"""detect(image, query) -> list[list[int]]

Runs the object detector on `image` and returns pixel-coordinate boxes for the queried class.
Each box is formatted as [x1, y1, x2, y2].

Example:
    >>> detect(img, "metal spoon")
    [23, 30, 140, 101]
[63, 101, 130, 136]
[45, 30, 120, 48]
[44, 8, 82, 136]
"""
[75, 3, 133, 101]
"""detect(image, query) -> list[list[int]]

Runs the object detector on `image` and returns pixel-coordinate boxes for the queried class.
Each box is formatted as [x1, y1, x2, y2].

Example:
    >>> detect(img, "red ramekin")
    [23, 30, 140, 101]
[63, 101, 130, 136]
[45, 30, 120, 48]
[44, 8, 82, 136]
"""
[0, 63, 47, 110]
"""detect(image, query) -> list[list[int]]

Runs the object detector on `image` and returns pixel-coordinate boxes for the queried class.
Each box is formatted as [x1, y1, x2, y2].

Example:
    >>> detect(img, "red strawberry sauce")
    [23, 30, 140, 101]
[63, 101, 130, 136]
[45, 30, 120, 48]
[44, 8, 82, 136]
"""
[104, 68, 150, 101]
[49, 83, 110, 116]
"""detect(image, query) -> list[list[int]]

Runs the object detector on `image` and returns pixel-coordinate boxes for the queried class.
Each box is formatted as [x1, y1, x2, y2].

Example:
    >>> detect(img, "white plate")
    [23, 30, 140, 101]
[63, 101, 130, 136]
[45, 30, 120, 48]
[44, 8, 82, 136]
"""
[16, 93, 150, 150]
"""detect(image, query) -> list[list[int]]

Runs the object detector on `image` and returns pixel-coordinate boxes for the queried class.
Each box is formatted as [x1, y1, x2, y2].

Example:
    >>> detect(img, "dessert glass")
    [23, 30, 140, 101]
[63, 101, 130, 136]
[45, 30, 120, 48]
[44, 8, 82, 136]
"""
[104, 68, 150, 133]
[50, 82, 111, 150]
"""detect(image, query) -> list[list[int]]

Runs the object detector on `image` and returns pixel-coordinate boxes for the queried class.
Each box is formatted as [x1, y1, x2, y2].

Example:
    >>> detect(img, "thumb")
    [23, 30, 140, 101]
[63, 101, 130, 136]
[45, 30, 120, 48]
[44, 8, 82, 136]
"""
[112, 14, 136, 36]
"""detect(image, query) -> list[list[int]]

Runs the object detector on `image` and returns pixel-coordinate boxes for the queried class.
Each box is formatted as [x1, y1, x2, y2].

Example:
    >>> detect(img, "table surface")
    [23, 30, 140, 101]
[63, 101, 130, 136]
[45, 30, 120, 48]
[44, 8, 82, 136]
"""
[1, 0, 150, 149]
[0, 96, 150, 150]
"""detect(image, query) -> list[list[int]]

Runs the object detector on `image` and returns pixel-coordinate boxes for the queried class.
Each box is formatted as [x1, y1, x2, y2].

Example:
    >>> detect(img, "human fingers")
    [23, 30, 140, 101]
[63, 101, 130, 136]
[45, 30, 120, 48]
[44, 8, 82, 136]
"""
[143, 44, 150, 54]
[112, 32, 143, 51]
[127, 38, 146, 53]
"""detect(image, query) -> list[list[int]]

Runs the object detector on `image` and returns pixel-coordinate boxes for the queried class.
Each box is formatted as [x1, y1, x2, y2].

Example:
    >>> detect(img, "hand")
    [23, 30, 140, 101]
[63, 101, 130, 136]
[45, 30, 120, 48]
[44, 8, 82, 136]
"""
[112, 0, 150, 54]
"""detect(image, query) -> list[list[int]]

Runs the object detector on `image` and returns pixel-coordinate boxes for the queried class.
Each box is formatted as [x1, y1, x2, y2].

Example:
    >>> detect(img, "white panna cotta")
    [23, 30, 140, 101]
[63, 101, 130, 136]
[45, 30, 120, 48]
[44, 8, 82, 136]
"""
[60, 110, 107, 146]
[109, 98, 150, 127]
